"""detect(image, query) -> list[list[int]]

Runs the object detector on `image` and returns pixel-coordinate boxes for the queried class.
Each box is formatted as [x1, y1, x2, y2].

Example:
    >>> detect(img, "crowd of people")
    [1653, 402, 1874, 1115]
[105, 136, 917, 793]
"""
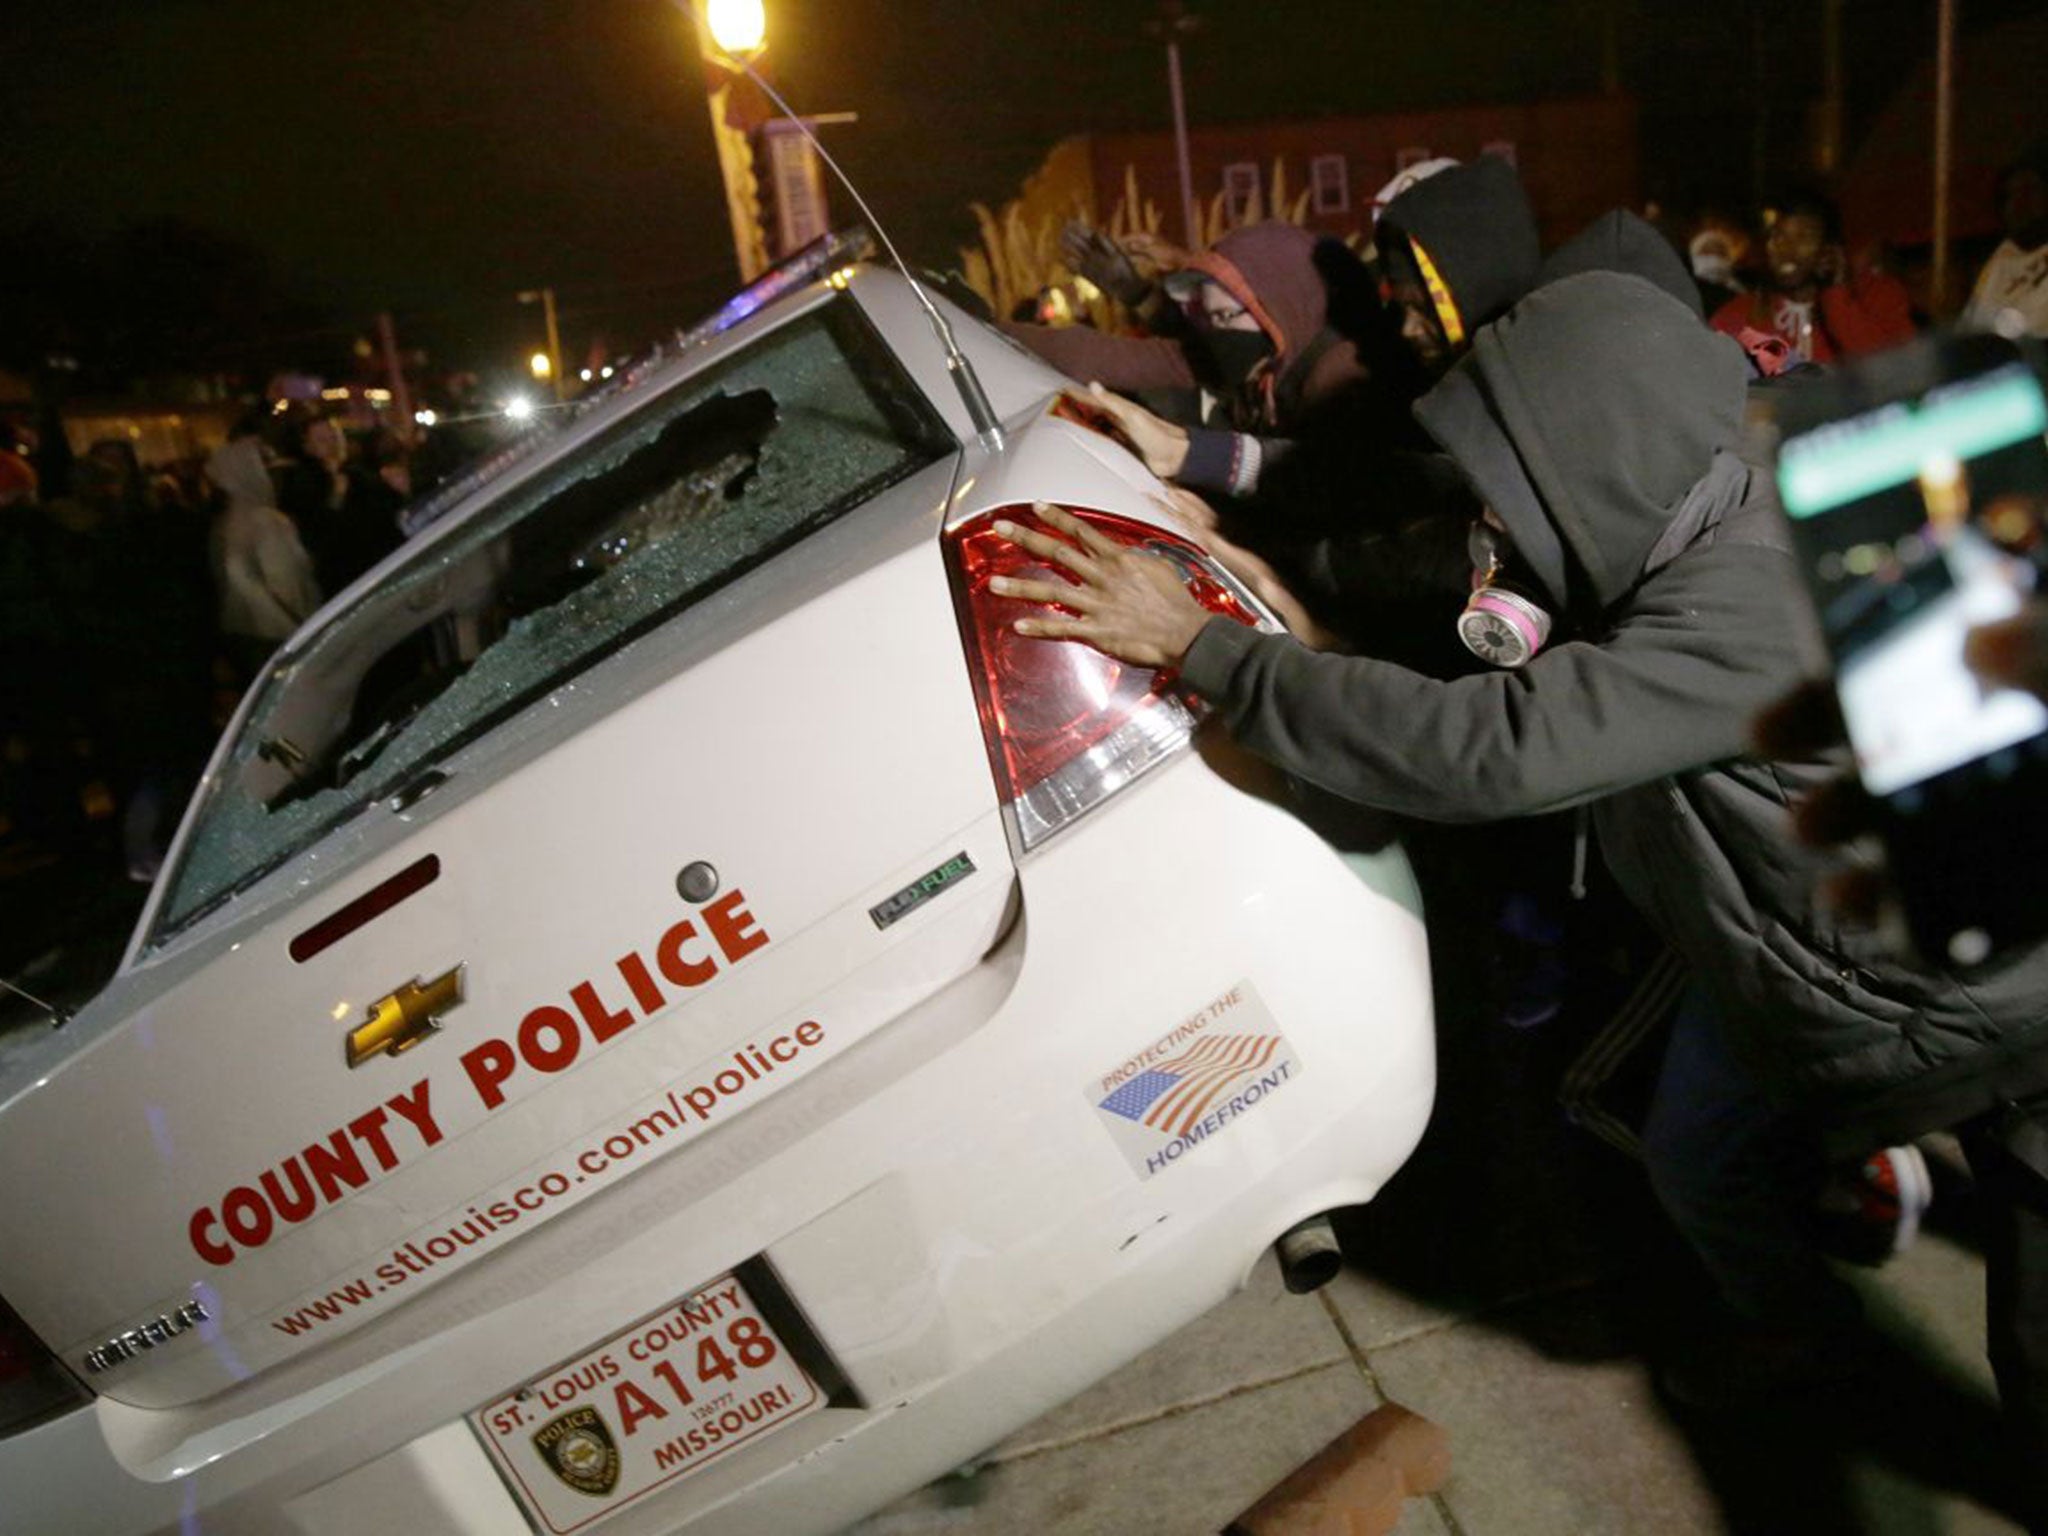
[999, 145, 2048, 1528]
[0, 407, 421, 882]
[2, 131, 2047, 1525]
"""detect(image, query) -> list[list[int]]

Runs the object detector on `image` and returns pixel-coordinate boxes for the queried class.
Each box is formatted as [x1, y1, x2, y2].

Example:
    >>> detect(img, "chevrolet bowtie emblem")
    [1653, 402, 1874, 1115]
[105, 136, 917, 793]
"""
[348, 967, 466, 1067]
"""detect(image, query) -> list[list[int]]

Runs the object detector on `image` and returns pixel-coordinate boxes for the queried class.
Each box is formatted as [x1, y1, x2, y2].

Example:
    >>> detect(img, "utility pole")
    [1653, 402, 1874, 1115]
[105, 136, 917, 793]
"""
[1148, 1, 1202, 250]
[1815, 0, 1844, 177]
[376, 311, 415, 444]
[1598, 0, 1622, 96]
[1932, 0, 1957, 314]
[1748, 0, 1769, 213]
[517, 288, 566, 404]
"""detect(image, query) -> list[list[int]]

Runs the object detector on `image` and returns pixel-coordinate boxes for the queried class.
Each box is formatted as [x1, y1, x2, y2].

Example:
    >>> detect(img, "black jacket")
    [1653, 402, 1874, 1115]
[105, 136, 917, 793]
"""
[1179, 272, 2048, 1152]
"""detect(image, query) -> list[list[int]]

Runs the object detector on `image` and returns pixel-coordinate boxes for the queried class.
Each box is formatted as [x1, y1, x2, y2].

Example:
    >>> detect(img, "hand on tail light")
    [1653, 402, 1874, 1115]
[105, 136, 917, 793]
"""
[992, 502, 1214, 671]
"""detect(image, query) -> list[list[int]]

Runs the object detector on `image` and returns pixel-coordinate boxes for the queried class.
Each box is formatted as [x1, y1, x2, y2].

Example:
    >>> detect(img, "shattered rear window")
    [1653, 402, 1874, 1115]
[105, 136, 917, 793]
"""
[154, 296, 953, 939]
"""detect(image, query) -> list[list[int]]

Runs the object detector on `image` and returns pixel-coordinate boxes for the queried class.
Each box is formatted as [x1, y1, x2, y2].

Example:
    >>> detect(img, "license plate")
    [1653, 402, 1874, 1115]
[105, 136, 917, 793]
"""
[470, 1273, 825, 1534]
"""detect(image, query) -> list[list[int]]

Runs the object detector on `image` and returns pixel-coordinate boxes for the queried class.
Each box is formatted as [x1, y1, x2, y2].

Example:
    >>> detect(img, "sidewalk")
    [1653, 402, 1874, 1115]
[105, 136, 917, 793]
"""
[855, 1225, 2019, 1535]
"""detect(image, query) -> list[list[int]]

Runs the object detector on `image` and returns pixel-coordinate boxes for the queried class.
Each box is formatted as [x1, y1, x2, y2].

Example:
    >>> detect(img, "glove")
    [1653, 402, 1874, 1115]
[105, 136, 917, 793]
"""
[1061, 221, 1152, 308]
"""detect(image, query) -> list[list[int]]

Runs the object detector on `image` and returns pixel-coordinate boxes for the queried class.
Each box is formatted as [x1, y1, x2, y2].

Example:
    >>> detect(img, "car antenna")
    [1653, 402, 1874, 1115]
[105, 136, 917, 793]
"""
[1, 973, 71, 1030]
[680, 5, 1006, 453]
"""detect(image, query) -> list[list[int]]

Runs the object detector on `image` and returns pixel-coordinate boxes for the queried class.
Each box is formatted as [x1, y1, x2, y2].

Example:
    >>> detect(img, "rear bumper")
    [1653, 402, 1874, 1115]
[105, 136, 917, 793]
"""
[8, 759, 1433, 1535]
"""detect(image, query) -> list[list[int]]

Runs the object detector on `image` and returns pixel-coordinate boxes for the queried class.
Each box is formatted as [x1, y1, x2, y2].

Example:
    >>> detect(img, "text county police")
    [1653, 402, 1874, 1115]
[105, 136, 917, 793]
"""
[189, 889, 791, 1267]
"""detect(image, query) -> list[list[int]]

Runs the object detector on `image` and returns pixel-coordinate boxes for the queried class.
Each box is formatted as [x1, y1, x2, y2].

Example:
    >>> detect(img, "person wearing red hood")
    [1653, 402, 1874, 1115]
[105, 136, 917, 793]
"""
[1091, 160, 1548, 509]
[1004, 221, 1368, 499]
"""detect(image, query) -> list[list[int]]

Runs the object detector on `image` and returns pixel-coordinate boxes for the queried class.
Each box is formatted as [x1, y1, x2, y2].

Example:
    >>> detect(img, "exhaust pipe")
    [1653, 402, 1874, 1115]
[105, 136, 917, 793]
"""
[1274, 1213, 1343, 1294]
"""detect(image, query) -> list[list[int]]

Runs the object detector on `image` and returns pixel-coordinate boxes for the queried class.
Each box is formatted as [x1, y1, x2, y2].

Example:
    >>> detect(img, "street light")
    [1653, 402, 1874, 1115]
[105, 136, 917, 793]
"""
[1147, 1, 1203, 251]
[705, 0, 765, 55]
[676, 0, 772, 282]
[516, 288, 566, 403]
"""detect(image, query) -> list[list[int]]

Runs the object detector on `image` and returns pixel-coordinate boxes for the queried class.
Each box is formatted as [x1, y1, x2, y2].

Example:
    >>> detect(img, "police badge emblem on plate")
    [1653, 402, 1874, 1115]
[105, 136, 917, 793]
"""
[533, 1406, 621, 1497]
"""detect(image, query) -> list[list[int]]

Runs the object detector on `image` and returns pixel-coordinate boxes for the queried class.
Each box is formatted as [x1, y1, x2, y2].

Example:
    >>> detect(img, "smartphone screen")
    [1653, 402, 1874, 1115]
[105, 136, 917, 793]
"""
[1779, 358, 2048, 798]
[1776, 339, 2048, 963]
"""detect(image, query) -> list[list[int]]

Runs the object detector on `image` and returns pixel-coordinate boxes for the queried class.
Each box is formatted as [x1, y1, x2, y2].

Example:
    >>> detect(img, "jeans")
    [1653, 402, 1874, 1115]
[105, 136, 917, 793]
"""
[1965, 1110, 2048, 1528]
[1644, 987, 2048, 1527]
[1641, 988, 1855, 1327]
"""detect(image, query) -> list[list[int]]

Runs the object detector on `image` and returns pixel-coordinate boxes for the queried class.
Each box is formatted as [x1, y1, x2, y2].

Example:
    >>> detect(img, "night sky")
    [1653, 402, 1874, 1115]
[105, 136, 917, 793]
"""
[2, 0, 2037, 388]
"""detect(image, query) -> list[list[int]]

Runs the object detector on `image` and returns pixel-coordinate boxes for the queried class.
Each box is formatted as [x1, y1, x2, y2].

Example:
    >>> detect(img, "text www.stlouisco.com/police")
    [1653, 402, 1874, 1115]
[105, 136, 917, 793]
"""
[268, 1019, 827, 1341]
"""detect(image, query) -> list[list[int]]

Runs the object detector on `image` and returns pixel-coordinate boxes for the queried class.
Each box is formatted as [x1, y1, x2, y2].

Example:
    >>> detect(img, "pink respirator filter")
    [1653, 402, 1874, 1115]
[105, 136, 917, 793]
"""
[1456, 586, 1552, 668]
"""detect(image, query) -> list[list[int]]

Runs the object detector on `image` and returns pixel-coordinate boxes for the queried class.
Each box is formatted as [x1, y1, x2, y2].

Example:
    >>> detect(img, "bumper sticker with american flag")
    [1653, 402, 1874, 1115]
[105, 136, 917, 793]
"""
[1088, 982, 1300, 1179]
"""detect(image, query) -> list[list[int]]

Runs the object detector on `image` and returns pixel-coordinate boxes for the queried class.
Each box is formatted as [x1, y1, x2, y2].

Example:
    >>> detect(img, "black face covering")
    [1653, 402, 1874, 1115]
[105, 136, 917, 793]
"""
[1187, 327, 1276, 393]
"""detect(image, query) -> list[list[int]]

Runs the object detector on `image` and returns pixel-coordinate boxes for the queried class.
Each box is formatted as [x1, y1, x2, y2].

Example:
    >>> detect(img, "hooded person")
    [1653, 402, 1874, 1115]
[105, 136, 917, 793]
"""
[1374, 154, 1544, 378]
[207, 432, 322, 682]
[1303, 155, 1544, 402]
[1003, 220, 1360, 421]
[1364, 158, 1461, 250]
[1005, 222, 1368, 501]
[990, 273, 2048, 1502]
[1169, 222, 1366, 426]
[1197, 158, 1552, 655]
[1537, 208, 1704, 319]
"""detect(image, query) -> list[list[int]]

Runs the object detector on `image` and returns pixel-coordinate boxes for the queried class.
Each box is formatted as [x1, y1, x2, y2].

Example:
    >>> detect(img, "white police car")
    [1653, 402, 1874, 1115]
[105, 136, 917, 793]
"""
[0, 237, 1434, 1535]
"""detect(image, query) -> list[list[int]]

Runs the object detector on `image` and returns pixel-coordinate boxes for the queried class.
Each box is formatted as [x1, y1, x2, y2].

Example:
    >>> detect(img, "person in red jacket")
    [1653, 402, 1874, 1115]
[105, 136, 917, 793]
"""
[1710, 190, 1915, 365]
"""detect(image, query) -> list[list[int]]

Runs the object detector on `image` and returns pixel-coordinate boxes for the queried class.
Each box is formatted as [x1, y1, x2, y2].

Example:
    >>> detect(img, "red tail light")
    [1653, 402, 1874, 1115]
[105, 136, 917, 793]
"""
[945, 503, 1265, 850]
[0, 1296, 88, 1436]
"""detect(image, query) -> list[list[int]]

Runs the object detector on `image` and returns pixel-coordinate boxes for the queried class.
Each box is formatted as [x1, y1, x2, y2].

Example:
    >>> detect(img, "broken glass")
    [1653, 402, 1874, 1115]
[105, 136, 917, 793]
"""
[156, 297, 953, 939]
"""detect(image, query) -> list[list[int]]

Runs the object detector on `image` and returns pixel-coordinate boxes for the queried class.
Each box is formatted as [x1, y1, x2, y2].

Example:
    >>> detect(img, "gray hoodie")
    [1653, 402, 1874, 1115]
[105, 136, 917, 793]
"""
[207, 435, 322, 642]
[1179, 272, 2048, 1151]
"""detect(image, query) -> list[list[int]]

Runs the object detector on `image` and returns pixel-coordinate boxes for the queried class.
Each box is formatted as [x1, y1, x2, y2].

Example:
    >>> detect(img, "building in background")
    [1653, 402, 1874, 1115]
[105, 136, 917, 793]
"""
[964, 92, 1638, 321]
[1838, 7, 2048, 311]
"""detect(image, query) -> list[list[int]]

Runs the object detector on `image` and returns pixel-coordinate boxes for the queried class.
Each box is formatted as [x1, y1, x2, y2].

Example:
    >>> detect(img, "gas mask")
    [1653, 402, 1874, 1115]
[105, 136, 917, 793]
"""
[1457, 520, 1553, 668]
